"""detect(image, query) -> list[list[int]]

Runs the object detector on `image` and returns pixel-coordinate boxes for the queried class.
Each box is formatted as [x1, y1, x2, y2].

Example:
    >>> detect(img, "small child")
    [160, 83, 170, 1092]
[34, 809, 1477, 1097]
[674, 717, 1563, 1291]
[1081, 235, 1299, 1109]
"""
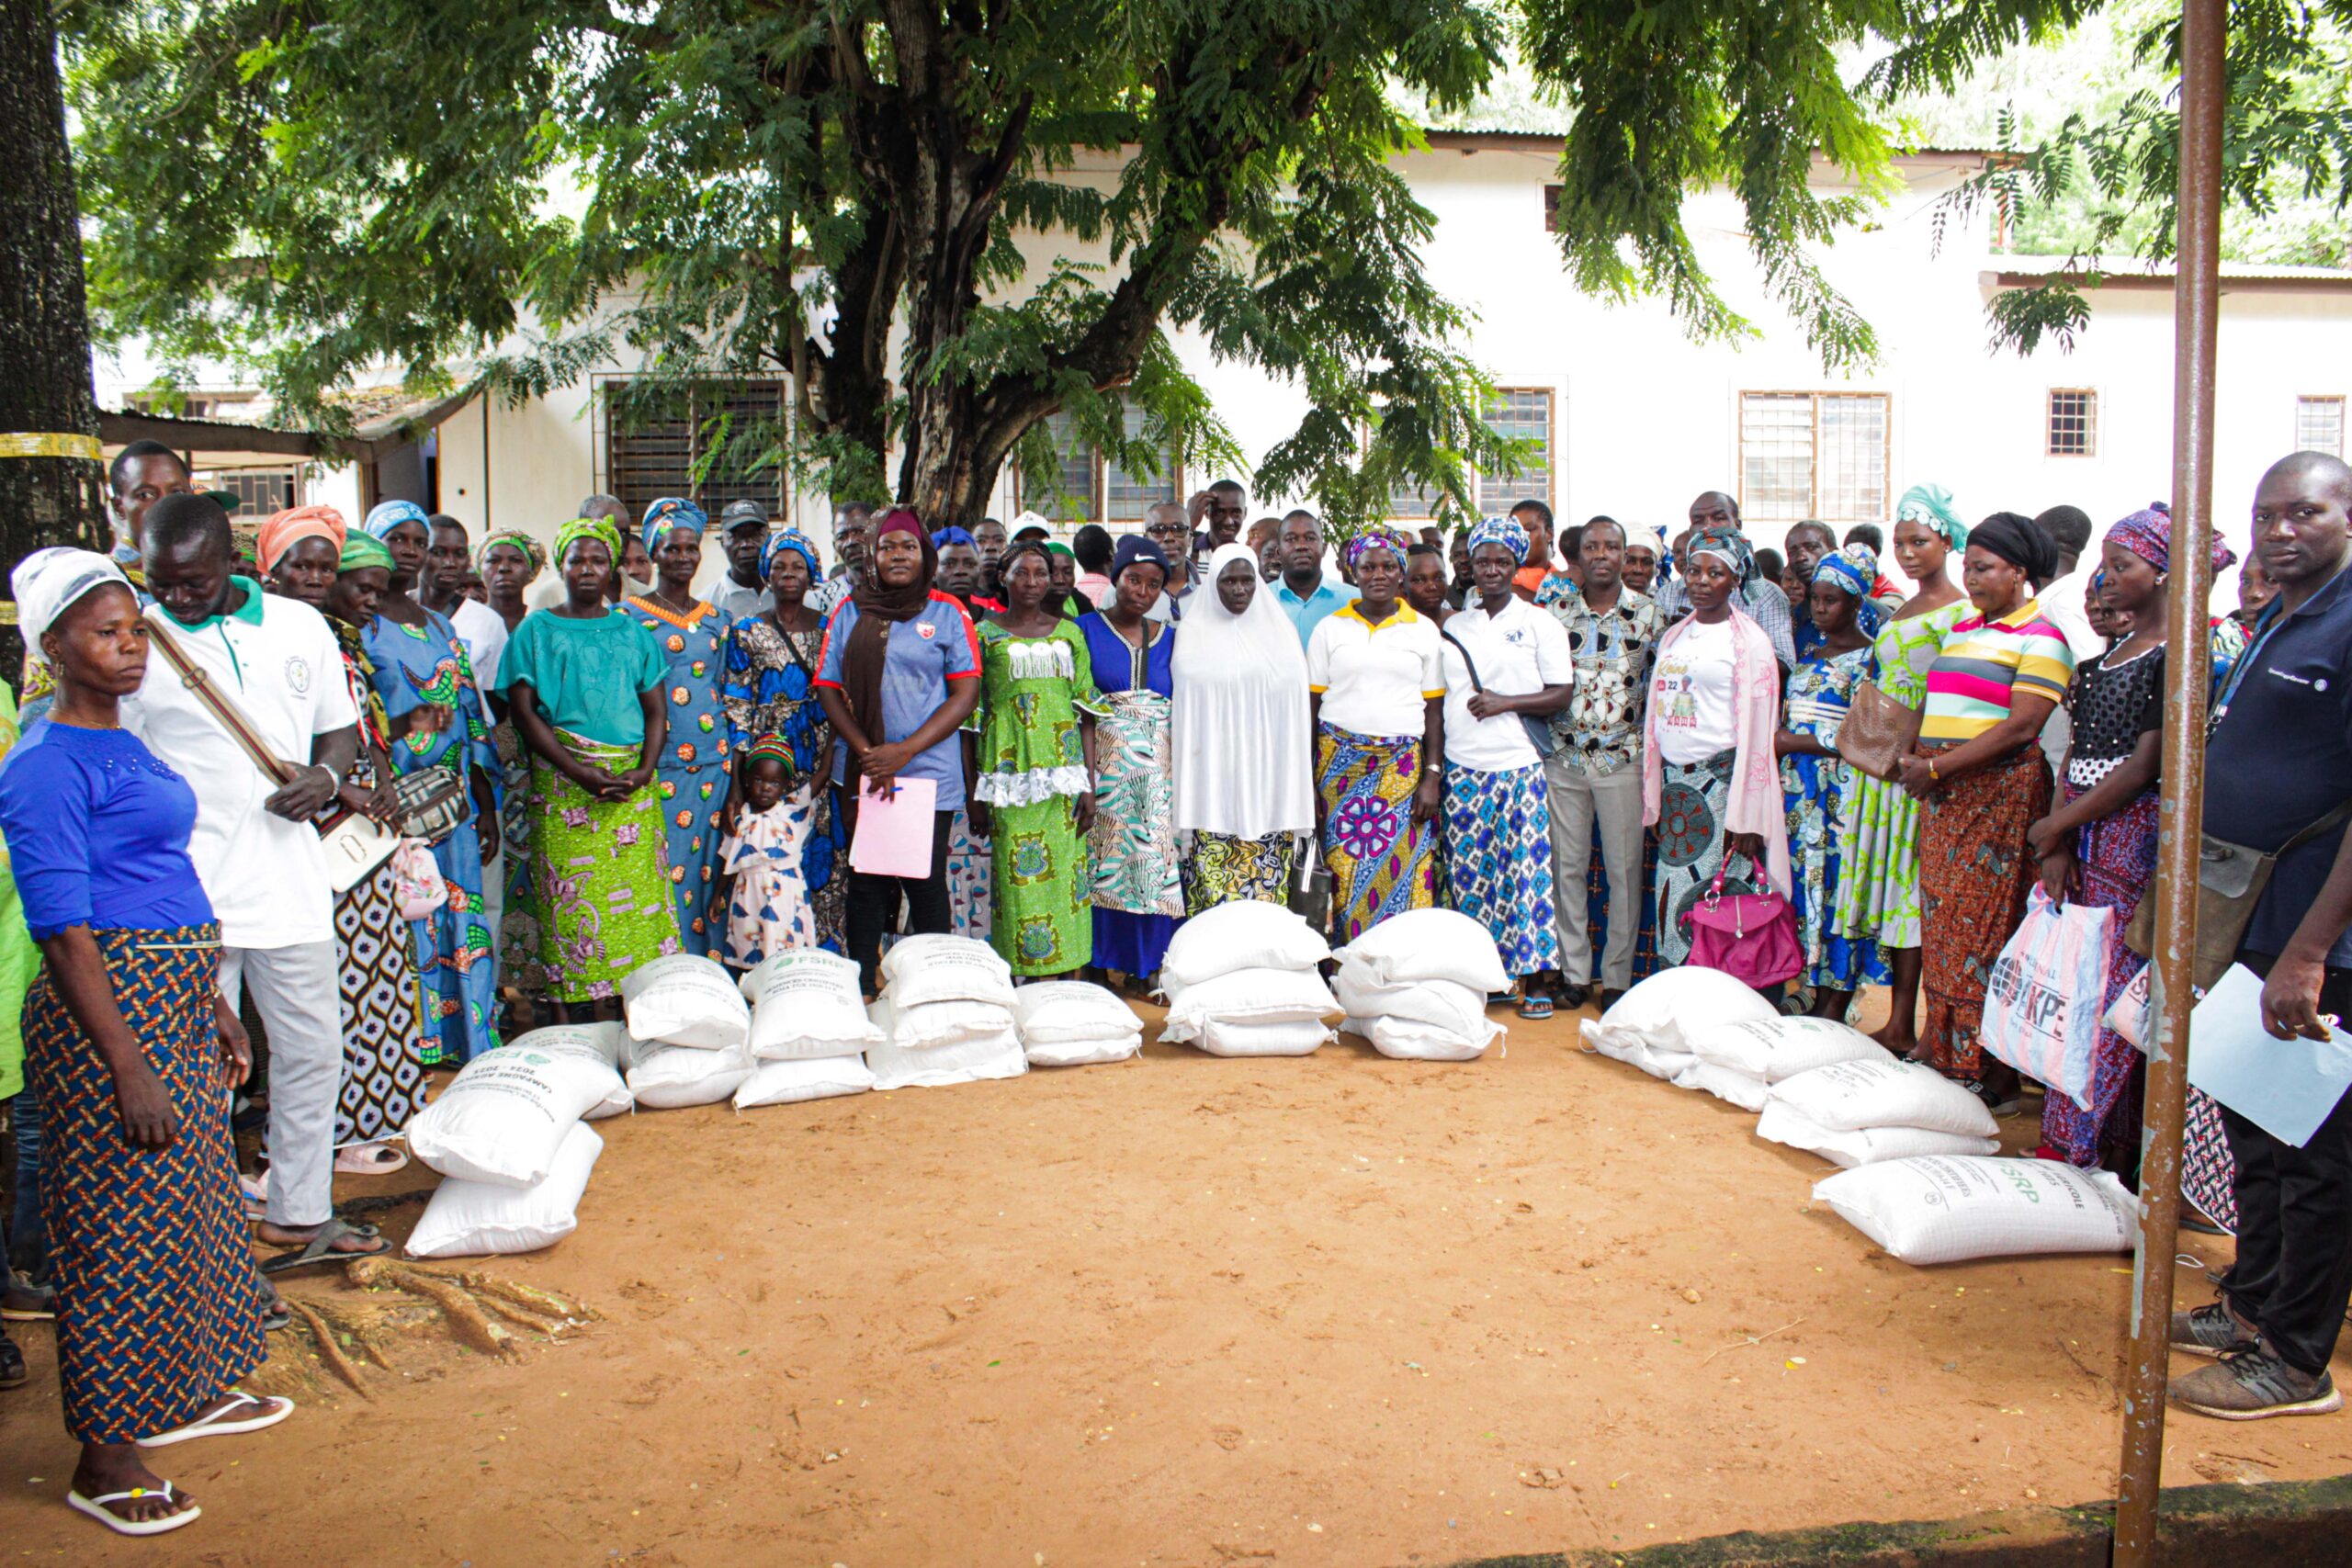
[713, 740, 817, 971]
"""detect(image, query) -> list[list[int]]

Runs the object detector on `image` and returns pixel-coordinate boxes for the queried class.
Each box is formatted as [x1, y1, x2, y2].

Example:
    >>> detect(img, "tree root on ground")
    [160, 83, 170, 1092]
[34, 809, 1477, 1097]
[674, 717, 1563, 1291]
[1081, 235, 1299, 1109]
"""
[251, 1259, 597, 1398]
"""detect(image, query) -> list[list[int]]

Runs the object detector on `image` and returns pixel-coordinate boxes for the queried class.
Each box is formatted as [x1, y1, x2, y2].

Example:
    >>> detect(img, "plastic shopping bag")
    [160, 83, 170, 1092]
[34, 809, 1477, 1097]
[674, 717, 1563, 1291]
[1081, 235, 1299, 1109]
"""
[1979, 887, 2109, 1110]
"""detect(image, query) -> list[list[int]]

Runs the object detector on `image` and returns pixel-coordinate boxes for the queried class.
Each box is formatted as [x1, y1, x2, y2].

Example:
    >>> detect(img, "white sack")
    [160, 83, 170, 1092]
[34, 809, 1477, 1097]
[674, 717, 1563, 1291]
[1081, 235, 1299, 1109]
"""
[1579, 1018, 1694, 1081]
[888, 998, 1018, 1051]
[1330, 958, 1491, 1041]
[627, 1041, 755, 1110]
[407, 1122, 603, 1258]
[1767, 1058, 2000, 1140]
[734, 1054, 876, 1109]
[1336, 908, 1509, 993]
[867, 998, 1028, 1089]
[1160, 966, 1340, 1042]
[1013, 980, 1145, 1044]
[621, 954, 752, 1049]
[1671, 1058, 1769, 1111]
[503, 1021, 639, 1075]
[1812, 1156, 2137, 1265]
[1582, 966, 1779, 1061]
[1756, 1100, 2000, 1169]
[1366, 1014, 1501, 1063]
[743, 950, 885, 1059]
[1193, 1016, 1329, 1057]
[1689, 1016, 1894, 1084]
[1159, 902, 1329, 990]
[1025, 1031, 1144, 1068]
[407, 1038, 628, 1188]
[878, 933, 1018, 1009]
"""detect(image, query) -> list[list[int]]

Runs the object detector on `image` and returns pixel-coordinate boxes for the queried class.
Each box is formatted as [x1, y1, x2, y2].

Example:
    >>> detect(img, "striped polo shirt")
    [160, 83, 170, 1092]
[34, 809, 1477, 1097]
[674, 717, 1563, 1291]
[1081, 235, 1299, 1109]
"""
[1918, 599, 2076, 744]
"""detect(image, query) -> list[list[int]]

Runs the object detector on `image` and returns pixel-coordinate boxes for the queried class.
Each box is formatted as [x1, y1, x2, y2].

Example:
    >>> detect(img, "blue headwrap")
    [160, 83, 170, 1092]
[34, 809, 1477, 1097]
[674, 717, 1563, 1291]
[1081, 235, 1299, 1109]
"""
[1466, 513, 1531, 565]
[639, 496, 708, 554]
[761, 528, 822, 583]
[1813, 544, 1885, 636]
[930, 526, 977, 550]
[1894, 484, 1968, 549]
[363, 500, 431, 542]
[1344, 524, 1413, 570]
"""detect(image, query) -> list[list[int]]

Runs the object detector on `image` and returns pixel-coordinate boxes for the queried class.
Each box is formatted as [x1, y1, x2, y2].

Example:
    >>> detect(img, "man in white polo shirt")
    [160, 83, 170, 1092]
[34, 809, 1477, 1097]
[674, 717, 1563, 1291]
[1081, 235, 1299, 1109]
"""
[1435, 515, 1574, 1016]
[130, 494, 387, 1269]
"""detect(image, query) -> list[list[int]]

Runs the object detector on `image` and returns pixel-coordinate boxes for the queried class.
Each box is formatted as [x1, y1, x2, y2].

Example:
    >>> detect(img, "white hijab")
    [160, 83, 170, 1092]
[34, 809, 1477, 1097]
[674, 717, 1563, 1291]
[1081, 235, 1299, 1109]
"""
[12, 547, 130, 668]
[1172, 543, 1314, 838]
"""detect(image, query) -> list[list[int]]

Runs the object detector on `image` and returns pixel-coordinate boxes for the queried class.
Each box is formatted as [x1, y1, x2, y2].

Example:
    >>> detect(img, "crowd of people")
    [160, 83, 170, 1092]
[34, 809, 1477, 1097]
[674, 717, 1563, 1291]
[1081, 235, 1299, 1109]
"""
[5, 436, 2352, 1535]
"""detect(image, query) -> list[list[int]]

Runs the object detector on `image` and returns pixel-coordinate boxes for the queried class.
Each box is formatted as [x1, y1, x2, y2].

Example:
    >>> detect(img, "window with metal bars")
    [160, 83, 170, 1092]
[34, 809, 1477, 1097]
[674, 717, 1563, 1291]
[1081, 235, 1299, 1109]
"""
[2296, 396, 2346, 457]
[1368, 389, 1556, 524]
[2047, 389, 2098, 457]
[197, 468, 300, 517]
[599, 378, 787, 522]
[1737, 391, 1889, 527]
[1018, 405, 1181, 523]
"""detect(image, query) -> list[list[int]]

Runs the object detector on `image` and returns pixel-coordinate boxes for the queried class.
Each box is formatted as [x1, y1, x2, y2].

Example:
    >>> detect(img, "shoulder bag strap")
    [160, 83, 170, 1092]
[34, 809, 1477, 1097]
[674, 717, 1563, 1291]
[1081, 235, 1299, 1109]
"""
[2282, 796, 2352, 857]
[1438, 626, 1483, 692]
[142, 609, 297, 786]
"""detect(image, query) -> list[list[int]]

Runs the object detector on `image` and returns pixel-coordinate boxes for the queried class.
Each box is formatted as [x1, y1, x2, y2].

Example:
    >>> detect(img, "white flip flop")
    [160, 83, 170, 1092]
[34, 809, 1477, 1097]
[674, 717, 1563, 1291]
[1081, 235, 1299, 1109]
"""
[139, 1390, 295, 1449]
[66, 1482, 202, 1536]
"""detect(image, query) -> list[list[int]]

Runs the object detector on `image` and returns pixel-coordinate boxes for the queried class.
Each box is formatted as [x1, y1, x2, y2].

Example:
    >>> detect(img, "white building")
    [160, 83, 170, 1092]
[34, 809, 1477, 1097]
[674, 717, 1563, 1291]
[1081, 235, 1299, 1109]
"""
[101, 135, 2352, 581]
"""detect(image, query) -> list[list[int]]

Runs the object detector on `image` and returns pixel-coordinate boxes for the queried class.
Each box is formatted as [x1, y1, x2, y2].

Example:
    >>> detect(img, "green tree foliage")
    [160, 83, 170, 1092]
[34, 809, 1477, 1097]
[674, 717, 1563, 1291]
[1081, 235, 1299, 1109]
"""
[64, 0, 2086, 528]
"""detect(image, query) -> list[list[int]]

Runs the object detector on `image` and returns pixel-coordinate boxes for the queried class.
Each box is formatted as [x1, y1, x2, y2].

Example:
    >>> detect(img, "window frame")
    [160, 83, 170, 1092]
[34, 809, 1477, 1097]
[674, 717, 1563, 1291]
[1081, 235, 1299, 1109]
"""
[1476, 386, 1557, 517]
[1012, 406, 1183, 525]
[592, 373, 790, 523]
[2046, 387, 2099, 458]
[2296, 394, 2346, 457]
[1735, 389, 1892, 528]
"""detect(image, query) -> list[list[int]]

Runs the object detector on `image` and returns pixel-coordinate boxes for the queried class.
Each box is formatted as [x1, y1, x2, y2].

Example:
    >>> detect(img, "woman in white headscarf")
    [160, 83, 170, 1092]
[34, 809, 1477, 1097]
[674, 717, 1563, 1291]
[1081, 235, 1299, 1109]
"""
[1172, 544, 1315, 911]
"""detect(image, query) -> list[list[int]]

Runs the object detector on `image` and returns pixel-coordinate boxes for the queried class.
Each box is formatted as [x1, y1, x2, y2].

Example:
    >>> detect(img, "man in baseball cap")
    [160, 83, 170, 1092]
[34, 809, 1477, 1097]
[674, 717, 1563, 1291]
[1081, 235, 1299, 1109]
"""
[709, 498, 774, 619]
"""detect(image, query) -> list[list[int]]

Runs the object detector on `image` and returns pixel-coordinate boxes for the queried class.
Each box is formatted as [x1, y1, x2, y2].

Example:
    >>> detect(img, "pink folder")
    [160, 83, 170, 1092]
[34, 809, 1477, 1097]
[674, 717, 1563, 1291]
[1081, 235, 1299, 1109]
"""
[850, 775, 939, 877]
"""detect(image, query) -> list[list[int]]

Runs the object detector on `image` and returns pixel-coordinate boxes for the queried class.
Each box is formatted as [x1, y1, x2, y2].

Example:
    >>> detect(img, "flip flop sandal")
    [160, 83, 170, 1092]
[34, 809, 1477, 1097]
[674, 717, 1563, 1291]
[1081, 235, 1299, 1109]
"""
[334, 1143, 410, 1176]
[239, 1172, 268, 1222]
[68, 1482, 201, 1537]
[141, 1390, 296, 1448]
[1517, 994, 1555, 1021]
[259, 1217, 390, 1276]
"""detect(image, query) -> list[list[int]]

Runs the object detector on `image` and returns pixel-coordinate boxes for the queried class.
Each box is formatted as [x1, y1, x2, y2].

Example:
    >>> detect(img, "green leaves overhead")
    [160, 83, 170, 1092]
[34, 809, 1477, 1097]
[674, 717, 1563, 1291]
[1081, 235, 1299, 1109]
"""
[65, 0, 2085, 525]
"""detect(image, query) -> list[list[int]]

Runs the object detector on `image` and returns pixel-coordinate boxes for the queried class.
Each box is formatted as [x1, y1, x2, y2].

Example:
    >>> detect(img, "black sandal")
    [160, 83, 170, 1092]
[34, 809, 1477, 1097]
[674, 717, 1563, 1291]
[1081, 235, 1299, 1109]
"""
[0, 1332, 27, 1390]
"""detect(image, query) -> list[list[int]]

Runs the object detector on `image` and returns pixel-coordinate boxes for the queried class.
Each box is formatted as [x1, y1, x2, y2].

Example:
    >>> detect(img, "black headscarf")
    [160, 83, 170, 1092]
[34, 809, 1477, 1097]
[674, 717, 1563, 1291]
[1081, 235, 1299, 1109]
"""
[841, 508, 938, 743]
[1968, 511, 2060, 590]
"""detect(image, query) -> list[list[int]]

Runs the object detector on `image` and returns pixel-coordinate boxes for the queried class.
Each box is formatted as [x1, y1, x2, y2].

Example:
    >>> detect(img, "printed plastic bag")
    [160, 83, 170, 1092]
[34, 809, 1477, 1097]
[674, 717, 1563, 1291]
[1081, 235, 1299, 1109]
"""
[1979, 888, 2109, 1110]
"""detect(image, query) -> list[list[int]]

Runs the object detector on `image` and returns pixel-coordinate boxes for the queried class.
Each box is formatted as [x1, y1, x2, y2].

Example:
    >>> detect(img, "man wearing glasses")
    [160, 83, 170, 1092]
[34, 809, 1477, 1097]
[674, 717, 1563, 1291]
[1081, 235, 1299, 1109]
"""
[1142, 501, 1197, 623]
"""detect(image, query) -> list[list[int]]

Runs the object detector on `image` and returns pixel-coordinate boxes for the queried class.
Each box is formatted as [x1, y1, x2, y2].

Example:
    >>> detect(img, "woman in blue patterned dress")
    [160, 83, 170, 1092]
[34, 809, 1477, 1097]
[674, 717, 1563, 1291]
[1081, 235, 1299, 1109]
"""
[1776, 546, 1886, 1018]
[719, 529, 846, 951]
[359, 502, 502, 1066]
[1076, 535, 1183, 984]
[625, 498, 736, 957]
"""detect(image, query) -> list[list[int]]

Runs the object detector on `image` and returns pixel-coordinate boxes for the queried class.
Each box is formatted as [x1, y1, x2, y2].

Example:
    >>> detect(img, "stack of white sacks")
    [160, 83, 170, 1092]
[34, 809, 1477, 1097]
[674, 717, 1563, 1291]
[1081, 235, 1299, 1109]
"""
[619, 953, 758, 1108]
[1756, 1055, 2002, 1168]
[1012, 981, 1145, 1066]
[1157, 903, 1340, 1056]
[1332, 908, 1510, 1061]
[736, 949, 882, 1107]
[867, 934, 1028, 1088]
[402, 1022, 634, 1257]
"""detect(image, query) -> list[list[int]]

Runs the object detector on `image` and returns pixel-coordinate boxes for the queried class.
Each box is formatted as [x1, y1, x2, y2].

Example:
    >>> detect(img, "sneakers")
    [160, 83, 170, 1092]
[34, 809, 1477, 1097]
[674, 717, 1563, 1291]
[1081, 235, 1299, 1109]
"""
[2169, 1302, 2257, 1359]
[2172, 1346, 2344, 1420]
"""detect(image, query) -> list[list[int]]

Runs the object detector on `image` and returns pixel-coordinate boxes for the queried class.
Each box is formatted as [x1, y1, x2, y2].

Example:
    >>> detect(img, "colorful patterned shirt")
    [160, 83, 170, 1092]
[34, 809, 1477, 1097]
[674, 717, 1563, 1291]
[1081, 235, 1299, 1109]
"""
[1919, 599, 2076, 745]
[1544, 587, 1665, 776]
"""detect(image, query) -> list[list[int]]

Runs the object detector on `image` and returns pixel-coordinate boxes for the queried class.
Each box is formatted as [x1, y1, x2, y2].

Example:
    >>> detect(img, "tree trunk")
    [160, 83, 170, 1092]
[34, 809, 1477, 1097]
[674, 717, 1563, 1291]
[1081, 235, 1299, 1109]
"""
[0, 0, 107, 672]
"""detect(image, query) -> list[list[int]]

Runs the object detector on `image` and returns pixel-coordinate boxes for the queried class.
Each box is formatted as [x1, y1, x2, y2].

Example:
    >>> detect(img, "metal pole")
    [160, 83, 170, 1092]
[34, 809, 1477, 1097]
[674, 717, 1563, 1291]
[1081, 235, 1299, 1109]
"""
[2112, 0, 2226, 1561]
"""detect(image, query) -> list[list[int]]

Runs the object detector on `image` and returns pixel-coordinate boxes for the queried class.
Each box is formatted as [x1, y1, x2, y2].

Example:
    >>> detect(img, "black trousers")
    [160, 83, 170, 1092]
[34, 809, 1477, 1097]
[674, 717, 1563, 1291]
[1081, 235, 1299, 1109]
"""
[2220, 951, 2352, 1377]
[844, 806, 955, 993]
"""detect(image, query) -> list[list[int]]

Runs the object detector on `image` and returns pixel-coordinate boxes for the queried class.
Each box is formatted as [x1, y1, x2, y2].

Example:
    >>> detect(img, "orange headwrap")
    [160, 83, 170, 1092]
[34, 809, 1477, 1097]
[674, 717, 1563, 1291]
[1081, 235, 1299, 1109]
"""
[258, 505, 349, 571]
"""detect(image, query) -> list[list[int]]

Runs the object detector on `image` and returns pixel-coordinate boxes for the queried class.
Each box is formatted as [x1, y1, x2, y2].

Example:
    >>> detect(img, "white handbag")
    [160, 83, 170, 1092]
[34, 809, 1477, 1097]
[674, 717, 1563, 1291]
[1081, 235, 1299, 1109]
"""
[320, 809, 399, 893]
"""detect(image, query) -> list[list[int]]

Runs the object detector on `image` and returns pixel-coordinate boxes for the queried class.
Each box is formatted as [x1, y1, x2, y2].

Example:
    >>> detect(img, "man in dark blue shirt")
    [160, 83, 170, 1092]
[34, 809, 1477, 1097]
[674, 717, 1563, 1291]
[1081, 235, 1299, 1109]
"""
[2173, 451, 2352, 1420]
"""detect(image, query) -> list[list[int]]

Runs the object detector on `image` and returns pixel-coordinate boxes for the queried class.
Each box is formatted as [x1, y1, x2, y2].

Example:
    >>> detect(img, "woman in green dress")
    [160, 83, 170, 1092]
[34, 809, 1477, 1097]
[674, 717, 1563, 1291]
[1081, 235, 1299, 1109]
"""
[1830, 484, 1970, 1058]
[967, 540, 1103, 977]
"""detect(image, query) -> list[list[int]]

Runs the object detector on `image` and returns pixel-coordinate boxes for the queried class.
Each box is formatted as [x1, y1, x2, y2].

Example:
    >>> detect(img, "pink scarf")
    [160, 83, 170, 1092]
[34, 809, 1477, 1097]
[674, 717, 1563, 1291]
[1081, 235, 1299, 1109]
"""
[1641, 605, 1792, 897]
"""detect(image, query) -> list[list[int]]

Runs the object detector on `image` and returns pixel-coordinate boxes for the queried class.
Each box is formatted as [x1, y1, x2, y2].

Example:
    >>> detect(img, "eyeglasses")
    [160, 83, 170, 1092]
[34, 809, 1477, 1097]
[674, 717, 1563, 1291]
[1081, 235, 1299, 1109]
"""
[1146, 523, 1188, 539]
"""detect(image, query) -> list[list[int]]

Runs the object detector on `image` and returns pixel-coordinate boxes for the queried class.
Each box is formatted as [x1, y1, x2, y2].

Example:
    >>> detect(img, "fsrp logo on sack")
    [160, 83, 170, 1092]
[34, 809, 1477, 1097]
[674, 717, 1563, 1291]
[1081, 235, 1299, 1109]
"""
[1986, 955, 2067, 1042]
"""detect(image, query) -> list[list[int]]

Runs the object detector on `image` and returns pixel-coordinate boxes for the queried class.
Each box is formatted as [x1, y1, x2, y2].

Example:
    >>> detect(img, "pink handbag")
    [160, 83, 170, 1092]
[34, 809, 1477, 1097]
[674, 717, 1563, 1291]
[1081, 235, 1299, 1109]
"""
[1680, 869, 1803, 989]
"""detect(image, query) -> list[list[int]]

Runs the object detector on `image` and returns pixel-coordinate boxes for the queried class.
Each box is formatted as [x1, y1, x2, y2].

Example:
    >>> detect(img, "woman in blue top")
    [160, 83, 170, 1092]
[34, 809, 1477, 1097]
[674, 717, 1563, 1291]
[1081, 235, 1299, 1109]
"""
[496, 517, 679, 1015]
[813, 510, 983, 992]
[624, 497, 736, 956]
[0, 549, 283, 1538]
[357, 500, 502, 1064]
[1076, 535, 1183, 984]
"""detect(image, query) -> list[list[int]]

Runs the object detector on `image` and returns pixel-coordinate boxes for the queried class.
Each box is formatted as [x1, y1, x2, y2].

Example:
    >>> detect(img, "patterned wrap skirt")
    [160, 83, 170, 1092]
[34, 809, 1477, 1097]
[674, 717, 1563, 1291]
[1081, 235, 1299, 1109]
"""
[1442, 761, 1559, 979]
[494, 719, 549, 995]
[28, 923, 264, 1444]
[411, 803, 500, 1066]
[1918, 743, 2052, 1080]
[658, 760, 733, 959]
[1316, 724, 1438, 942]
[944, 807, 993, 943]
[2040, 784, 2160, 1170]
[1584, 824, 1662, 987]
[332, 858, 429, 1144]
[1088, 692, 1183, 976]
[990, 794, 1092, 976]
[1652, 749, 1768, 969]
[528, 728, 683, 1001]
[1183, 831, 1296, 916]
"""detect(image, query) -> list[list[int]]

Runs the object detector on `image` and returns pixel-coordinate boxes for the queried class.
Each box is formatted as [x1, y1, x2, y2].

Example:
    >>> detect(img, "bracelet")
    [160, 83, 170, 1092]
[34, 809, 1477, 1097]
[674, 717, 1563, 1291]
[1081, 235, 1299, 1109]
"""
[1927, 759, 1941, 784]
[1423, 763, 1442, 775]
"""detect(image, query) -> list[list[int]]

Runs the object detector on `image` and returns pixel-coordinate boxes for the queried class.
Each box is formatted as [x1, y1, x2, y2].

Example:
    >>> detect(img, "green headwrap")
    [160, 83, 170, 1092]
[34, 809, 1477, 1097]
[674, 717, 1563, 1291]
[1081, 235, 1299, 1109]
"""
[1894, 483, 1968, 549]
[475, 525, 548, 577]
[555, 515, 622, 566]
[338, 532, 395, 573]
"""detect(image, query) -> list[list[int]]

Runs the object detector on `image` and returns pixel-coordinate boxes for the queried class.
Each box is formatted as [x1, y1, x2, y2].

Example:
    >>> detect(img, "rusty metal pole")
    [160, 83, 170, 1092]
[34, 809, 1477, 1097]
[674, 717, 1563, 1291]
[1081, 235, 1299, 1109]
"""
[2112, 0, 2226, 1562]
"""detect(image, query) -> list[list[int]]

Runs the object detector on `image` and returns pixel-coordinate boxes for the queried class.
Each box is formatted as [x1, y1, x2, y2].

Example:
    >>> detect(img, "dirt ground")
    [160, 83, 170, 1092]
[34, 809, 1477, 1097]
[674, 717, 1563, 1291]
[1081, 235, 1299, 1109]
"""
[9, 995, 2352, 1568]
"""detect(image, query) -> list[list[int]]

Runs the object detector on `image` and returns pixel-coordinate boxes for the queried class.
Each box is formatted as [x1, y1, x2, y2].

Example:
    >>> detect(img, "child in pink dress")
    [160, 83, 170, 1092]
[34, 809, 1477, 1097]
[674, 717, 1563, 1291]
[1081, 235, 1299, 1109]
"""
[713, 743, 816, 971]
